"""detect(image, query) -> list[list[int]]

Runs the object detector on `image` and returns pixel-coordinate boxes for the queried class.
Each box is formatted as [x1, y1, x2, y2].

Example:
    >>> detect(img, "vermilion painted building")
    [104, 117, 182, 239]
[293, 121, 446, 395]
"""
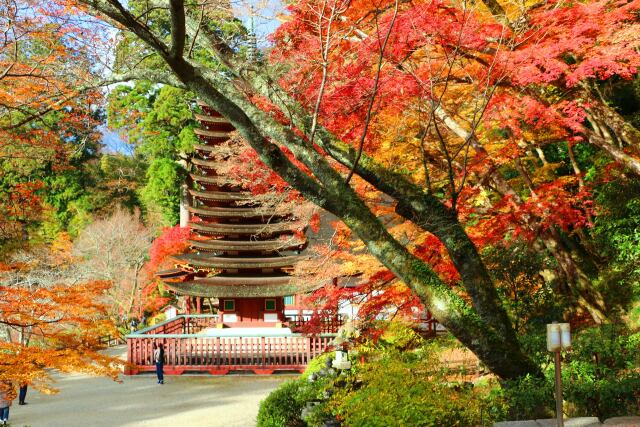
[157, 103, 322, 328]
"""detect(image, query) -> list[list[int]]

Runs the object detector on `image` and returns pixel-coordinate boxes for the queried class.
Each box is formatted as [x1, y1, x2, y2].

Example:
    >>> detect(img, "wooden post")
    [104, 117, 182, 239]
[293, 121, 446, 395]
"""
[125, 339, 134, 375]
[554, 350, 564, 427]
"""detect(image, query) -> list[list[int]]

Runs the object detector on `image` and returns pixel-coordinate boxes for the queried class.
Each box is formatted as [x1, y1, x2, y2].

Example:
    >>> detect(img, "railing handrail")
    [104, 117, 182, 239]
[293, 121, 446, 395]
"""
[133, 314, 218, 335]
[100, 331, 125, 346]
[286, 313, 343, 319]
[126, 332, 338, 339]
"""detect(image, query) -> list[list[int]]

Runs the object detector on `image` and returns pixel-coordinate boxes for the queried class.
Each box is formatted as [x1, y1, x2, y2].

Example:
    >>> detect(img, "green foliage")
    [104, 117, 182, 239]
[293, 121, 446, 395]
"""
[42, 171, 94, 237]
[494, 374, 555, 420]
[300, 353, 334, 381]
[0, 106, 107, 247]
[592, 176, 640, 318]
[496, 325, 640, 421]
[107, 83, 196, 225]
[329, 349, 493, 427]
[563, 325, 640, 419]
[484, 244, 560, 331]
[261, 319, 640, 426]
[257, 380, 307, 427]
[140, 158, 184, 226]
[107, 83, 196, 156]
[264, 322, 503, 427]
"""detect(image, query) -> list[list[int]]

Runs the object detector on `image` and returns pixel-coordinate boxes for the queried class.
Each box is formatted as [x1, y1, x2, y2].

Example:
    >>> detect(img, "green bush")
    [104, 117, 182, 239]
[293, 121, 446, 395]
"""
[300, 352, 333, 381]
[497, 374, 555, 420]
[257, 380, 307, 427]
[329, 349, 495, 427]
[259, 323, 640, 426]
[495, 325, 640, 421]
[563, 326, 640, 419]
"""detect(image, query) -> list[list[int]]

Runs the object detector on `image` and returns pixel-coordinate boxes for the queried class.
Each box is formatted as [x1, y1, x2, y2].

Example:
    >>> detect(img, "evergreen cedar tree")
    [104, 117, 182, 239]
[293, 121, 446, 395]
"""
[69, 0, 639, 380]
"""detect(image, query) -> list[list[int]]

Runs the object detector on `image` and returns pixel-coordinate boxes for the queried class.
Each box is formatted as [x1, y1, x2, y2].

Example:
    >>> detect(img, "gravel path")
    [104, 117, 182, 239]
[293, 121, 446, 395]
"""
[8, 347, 291, 427]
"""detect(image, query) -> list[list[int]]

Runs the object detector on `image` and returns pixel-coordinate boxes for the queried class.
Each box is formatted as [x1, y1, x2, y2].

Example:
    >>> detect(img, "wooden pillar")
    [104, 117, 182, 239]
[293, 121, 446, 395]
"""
[196, 297, 202, 314]
[186, 296, 191, 314]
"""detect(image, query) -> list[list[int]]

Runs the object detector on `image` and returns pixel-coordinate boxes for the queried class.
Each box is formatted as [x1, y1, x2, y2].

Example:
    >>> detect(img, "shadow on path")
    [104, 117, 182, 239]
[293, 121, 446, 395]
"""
[10, 347, 291, 427]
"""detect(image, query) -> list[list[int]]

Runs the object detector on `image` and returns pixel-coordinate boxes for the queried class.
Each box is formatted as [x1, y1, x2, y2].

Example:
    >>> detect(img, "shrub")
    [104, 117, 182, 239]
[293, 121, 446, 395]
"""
[257, 380, 306, 427]
[329, 349, 495, 426]
[497, 375, 555, 420]
[300, 352, 333, 381]
[563, 326, 640, 419]
[495, 325, 640, 421]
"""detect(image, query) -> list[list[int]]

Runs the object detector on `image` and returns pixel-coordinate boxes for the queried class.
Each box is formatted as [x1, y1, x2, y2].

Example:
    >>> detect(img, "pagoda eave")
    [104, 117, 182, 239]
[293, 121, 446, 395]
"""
[191, 157, 224, 169]
[189, 238, 307, 252]
[194, 113, 231, 125]
[164, 281, 321, 298]
[171, 254, 303, 269]
[193, 143, 222, 154]
[187, 206, 269, 218]
[194, 128, 230, 139]
[188, 221, 292, 235]
[156, 268, 188, 279]
[190, 173, 238, 186]
[188, 189, 252, 202]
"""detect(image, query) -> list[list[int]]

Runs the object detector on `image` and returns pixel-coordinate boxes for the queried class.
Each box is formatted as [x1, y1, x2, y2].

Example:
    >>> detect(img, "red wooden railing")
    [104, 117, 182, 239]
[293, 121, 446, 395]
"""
[143, 315, 217, 335]
[287, 314, 344, 334]
[125, 335, 334, 375]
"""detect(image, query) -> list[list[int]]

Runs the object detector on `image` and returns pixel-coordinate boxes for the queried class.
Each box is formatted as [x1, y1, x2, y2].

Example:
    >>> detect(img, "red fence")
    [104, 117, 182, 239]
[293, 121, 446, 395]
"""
[143, 315, 217, 335]
[126, 335, 334, 375]
[287, 314, 344, 334]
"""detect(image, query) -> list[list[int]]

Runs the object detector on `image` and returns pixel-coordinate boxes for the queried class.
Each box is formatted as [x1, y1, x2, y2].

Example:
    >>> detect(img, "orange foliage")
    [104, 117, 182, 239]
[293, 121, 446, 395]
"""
[0, 243, 123, 392]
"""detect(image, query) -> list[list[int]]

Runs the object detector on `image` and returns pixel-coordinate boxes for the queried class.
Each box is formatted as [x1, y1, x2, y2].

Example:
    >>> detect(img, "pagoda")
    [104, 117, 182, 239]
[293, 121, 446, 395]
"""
[157, 102, 316, 327]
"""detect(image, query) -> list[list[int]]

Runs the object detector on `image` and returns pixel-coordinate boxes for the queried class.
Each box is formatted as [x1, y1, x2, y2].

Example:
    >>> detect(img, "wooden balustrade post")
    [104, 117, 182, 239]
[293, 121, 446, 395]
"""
[215, 337, 220, 367]
[125, 339, 134, 375]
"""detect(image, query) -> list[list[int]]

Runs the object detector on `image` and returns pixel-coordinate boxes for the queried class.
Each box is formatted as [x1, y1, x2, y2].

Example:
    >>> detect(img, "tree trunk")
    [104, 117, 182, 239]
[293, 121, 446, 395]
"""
[329, 192, 541, 380]
[540, 229, 607, 323]
[212, 80, 520, 343]
[584, 96, 640, 147]
[127, 262, 144, 316]
[72, 9, 540, 377]
[176, 63, 540, 379]
[586, 129, 640, 176]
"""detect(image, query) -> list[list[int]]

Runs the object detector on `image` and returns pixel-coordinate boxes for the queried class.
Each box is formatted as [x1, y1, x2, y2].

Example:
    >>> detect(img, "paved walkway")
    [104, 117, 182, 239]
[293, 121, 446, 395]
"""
[8, 347, 291, 427]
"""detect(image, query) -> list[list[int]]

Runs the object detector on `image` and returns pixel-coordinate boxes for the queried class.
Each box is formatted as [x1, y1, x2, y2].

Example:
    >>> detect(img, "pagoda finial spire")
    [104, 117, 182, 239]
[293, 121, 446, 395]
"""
[247, 6, 258, 63]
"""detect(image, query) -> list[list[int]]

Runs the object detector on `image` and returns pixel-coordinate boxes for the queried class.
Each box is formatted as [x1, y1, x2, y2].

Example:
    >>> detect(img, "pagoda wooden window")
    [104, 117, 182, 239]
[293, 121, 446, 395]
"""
[264, 299, 276, 311]
[283, 295, 295, 306]
[223, 299, 235, 311]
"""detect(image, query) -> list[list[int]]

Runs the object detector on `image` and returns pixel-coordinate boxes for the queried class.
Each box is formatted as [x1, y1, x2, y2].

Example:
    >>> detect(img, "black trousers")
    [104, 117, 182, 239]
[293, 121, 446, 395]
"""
[155, 362, 164, 382]
[19, 385, 27, 404]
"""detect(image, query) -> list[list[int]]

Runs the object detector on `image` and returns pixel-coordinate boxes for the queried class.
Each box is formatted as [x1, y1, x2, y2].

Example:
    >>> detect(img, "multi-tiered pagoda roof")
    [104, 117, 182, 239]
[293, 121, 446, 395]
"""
[158, 103, 313, 300]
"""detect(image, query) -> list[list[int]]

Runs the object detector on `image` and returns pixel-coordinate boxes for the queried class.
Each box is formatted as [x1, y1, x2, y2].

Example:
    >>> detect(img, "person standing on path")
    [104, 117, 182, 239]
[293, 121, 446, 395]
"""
[0, 382, 16, 426]
[18, 383, 27, 405]
[130, 318, 138, 334]
[153, 343, 165, 384]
